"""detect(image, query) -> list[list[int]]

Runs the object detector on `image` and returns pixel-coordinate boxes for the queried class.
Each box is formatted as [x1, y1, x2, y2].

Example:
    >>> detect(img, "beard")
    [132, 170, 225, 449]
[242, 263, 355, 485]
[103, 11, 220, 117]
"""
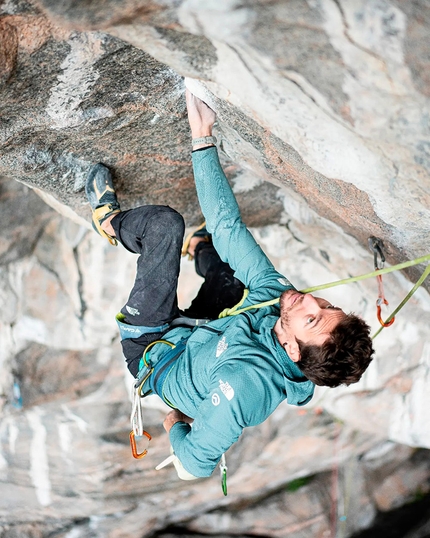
[279, 289, 290, 309]
[280, 291, 289, 324]
[280, 290, 303, 326]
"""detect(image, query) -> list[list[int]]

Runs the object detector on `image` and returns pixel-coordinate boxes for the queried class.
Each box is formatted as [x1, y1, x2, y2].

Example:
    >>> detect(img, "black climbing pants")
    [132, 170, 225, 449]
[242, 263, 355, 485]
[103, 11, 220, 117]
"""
[111, 205, 244, 376]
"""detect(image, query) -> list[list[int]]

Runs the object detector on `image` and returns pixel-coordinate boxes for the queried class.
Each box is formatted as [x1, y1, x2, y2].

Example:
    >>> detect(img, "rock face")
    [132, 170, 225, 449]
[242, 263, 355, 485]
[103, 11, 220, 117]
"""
[1, 1, 430, 537]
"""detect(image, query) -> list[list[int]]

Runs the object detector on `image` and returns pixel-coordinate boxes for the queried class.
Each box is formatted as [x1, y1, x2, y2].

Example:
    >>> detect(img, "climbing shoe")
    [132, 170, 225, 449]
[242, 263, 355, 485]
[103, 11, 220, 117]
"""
[181, 222, 211, 260]
[85, 163, 121, 246]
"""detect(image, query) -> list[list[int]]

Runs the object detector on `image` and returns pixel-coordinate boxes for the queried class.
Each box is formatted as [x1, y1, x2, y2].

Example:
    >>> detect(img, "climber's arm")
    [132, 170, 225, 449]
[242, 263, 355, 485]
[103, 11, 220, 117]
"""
[163, 409, 193, 433]
[187, 90, 280, 289]
[162, 362, 270, 479]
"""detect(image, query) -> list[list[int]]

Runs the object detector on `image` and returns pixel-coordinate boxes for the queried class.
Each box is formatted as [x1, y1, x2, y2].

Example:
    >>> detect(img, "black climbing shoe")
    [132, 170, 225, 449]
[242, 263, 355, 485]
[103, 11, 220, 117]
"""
[181, 222, 211, 260]
[85, 163, 121, 246]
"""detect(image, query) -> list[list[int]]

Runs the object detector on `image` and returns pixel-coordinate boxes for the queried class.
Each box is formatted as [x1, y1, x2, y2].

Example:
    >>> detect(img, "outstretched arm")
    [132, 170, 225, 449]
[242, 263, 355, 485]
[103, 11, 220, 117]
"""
[187, 90, 217, 151]
[186, 90, 280, 289]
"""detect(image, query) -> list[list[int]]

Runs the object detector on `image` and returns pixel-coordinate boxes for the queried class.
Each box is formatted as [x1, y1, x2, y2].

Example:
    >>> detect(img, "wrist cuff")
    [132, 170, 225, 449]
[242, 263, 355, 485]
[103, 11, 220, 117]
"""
[192, 135, 217, 146]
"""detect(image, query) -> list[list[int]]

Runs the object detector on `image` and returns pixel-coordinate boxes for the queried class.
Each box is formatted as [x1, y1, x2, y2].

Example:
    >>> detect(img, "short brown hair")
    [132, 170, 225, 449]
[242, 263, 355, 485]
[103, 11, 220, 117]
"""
[296, 314, 374, 387]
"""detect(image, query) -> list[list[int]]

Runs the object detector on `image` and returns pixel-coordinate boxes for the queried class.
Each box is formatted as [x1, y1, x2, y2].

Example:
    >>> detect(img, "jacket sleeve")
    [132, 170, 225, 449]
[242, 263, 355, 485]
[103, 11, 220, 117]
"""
[168, 361, 276, 477]
[168, 387, 244, 478]
[192, 147, 283, 290]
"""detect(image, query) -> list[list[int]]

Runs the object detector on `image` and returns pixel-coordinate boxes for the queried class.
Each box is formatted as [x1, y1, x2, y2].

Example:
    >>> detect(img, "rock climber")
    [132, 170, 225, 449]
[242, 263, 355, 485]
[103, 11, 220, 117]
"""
[85, 88, 374, 480]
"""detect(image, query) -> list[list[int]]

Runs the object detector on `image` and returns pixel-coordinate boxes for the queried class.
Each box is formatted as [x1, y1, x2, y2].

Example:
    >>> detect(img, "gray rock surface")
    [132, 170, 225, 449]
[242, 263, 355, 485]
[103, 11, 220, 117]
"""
[1, 0, 430, 537]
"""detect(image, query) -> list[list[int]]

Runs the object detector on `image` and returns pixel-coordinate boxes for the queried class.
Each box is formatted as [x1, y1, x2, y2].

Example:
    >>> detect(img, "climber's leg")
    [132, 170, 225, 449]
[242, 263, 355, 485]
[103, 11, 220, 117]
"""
[85, 164, 186, 376]
[182, 240, 244, 319]
[112, 205, 185, 326]
[110, 206, 185, 376]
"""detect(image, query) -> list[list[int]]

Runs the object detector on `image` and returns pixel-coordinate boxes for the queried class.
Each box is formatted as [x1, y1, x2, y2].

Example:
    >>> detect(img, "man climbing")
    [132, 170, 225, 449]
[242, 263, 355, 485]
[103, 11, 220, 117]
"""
[85, 89, 374, 480]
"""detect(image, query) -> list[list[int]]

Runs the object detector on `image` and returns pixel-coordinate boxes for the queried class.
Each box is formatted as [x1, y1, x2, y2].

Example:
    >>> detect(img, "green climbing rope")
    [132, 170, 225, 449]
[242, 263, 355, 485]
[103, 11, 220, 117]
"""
[220, 253, 430, 340]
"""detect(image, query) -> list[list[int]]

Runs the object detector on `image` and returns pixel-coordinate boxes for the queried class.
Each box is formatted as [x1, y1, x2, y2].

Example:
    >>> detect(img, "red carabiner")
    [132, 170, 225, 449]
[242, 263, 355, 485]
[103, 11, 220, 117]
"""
[129, 430, 152, 459]
[376, 302, 395, 327]
[368, 239, 395, 328]
[376, 275, 395, 327]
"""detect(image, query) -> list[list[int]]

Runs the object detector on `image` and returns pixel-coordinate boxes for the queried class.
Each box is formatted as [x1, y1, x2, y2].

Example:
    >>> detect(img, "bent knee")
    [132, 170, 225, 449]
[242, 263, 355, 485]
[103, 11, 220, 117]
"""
[149, 206, 185, 241]
[160, 207, 185, 230]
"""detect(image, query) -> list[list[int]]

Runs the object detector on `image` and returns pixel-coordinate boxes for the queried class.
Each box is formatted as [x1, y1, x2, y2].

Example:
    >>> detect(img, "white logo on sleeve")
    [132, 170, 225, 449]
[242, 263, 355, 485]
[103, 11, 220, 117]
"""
[277, 278, 289, 286]
[216, 336, 228, 357]
[219, 379, 235, 401]
[212, 393, 220, 406]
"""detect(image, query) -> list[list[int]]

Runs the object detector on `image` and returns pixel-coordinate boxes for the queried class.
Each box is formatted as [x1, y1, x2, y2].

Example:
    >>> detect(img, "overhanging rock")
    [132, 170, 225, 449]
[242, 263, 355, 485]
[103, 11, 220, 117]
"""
[1, 2, 430, 537]
[1, 0, 429, 286]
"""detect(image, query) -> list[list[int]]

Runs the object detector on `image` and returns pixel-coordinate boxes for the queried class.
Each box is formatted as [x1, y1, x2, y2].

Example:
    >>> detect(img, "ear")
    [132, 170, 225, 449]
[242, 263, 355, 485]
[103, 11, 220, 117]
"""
[284, 339, 301, 363]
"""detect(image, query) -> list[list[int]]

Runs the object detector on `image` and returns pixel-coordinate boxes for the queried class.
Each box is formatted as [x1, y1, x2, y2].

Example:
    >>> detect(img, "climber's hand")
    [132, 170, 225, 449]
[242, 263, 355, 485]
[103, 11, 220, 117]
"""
[163, 409, 194, 433]
[186, 89, 216, 145]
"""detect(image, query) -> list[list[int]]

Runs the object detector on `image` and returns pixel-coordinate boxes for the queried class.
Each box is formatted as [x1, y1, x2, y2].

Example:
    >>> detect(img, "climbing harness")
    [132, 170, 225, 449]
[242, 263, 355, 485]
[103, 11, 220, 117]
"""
[368, 237, 395, 327]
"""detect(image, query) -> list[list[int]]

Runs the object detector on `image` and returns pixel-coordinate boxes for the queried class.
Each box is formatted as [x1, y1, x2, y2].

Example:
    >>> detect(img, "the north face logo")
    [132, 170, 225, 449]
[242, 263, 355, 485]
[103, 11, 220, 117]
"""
[216, 336, 228, 357]
[126, 305, 140, 316]
[219, 379, 234, 401]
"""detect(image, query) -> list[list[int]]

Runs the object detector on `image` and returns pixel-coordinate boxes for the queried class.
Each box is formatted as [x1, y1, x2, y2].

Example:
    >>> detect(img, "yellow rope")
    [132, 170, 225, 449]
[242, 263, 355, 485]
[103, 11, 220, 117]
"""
[218, 289, 249, 318]
[218, 254, 430, 340]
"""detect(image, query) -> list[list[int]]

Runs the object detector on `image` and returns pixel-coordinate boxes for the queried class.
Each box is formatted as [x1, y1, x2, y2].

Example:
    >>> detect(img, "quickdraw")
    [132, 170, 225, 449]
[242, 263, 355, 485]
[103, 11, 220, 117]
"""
[372, 263, 430, 339]
[129, 381, 152, 459]
[368, 237, 395, 328]
[129, 339, 175, 460]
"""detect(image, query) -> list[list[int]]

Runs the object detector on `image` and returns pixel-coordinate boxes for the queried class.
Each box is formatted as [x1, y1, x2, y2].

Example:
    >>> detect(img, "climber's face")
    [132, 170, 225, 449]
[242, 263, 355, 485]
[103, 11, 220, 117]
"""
[275, 290, 346, 362]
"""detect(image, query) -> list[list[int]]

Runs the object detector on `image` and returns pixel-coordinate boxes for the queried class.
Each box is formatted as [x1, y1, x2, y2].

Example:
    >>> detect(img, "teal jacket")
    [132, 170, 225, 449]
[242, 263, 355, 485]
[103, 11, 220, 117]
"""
[149, 147, 314, 478]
